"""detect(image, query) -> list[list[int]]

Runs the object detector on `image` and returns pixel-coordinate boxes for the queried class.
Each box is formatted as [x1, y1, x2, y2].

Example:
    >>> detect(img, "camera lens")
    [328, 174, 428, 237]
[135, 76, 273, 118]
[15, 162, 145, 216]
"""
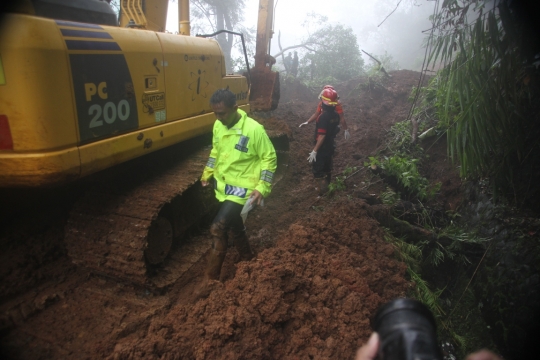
[372, 298, 442, 360]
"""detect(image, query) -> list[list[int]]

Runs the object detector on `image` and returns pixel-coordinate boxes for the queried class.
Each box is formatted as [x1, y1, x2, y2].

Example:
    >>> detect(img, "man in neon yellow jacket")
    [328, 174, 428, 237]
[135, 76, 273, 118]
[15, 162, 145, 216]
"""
[201, 89, 277, 282]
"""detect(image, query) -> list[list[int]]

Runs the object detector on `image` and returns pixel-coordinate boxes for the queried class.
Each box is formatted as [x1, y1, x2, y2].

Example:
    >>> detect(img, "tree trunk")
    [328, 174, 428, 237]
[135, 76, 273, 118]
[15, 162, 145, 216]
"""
[214, 5, 232, 73]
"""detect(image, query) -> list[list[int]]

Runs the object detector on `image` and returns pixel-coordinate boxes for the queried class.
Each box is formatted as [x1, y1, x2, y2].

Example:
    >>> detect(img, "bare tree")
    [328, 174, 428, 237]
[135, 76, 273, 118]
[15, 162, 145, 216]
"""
[191, 0, 249, 73]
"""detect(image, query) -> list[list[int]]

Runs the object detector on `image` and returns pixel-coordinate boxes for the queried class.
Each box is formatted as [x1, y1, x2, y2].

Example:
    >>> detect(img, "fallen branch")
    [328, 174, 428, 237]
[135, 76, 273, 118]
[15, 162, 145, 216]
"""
[345, 167, 364, 180]
[361, 50, 390, 77]
[378, 0, 403, 27]
[359, 178, 383, 190]
[369, 205, 435, 241]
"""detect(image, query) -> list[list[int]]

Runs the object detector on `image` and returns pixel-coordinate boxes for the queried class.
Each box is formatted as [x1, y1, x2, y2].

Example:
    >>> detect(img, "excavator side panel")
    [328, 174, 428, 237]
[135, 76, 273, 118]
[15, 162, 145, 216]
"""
[156, 32, 248, 120]
[0, 14, 251, 187]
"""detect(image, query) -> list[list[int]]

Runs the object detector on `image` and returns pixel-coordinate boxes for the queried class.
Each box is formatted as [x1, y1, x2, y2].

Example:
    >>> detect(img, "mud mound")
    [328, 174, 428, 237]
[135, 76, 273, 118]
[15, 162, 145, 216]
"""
[107, 201, 408, 359]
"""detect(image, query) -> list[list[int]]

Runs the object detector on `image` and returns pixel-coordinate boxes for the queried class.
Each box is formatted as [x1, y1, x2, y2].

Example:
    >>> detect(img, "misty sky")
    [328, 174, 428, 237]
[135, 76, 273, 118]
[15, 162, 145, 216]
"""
[167, 0, 436, 70]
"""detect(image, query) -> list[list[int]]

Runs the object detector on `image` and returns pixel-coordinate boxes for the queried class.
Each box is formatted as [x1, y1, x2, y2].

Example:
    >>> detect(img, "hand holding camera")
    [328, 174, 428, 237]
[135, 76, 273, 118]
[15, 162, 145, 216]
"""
[356, 298, 501, 360]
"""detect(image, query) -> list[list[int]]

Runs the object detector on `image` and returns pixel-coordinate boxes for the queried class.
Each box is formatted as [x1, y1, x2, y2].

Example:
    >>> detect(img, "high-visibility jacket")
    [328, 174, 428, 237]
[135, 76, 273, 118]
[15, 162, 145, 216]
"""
[201, 109, 277, 205]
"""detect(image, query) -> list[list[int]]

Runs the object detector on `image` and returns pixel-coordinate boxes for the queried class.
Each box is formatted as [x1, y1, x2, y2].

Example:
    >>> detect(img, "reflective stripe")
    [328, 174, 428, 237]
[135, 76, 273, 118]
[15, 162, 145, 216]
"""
[206, 157, 216, 168]
[234, 135, 250, 152]
[225, 184, 247, 198]
[320, 95, 338, 106]
[260, 170, 274, 183]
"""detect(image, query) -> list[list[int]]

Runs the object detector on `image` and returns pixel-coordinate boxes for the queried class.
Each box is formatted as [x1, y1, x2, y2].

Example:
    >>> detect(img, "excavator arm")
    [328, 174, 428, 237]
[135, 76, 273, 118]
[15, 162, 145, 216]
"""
[250, 0, 280, 111]
[119, 0, 169, 32]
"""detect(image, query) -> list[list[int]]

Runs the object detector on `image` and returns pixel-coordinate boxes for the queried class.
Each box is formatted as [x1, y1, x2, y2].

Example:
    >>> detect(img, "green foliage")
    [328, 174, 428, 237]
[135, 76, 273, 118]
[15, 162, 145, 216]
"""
[383, 232, 446, 320]
[359, 73, 387, 93]
[384, 120, 426, 161]
[408, 268, 446, 318]
[365, 51, 400, 73]
[424, 239, 470, 268]
[381, 187, 400, 205]
[439, 224, 490, 245]
[386, 120, 414, 152]
[384, 230, 476, 352]
[296, 15, 365, 87]
[362, 116, 442, 205]
[328, 166, 358, 194]
[328, 176, 346, 194]
[423, 0, 540, 202]
[364, 156, 380, 169]
[342, 166, 358, 177]
[381, 155, 441, 201]
[384, 232, 422, 273]
[409, 78, 441, 128]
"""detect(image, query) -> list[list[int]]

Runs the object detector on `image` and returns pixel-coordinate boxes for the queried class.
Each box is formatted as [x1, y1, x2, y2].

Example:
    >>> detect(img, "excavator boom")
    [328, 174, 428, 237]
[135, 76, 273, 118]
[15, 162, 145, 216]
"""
[119, 0, 169, 32]
[250, 0, 280, 111]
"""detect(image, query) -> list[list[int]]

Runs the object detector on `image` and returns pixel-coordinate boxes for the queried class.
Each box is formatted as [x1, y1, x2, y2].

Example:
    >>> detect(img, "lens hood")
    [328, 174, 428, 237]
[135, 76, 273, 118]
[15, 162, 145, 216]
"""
[372, 298, 442, 360]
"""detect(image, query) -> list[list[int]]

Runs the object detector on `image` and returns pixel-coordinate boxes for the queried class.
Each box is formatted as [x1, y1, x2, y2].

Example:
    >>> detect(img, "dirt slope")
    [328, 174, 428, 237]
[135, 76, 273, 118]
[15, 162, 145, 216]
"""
[0, 70, 445, 359]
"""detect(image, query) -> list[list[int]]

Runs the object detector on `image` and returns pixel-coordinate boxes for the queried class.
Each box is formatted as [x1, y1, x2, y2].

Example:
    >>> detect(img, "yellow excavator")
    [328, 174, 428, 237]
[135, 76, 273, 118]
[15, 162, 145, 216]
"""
[0, 0, 286, 288]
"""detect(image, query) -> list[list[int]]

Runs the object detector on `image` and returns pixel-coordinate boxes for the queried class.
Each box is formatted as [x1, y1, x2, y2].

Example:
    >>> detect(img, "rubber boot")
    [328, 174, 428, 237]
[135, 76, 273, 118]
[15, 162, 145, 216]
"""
[318, 177, 329, 196]
[205, 222, 229, 280]
[193, 246, 225, 300]
[205, 248, 227, 280]
[230, 229, 254, 261]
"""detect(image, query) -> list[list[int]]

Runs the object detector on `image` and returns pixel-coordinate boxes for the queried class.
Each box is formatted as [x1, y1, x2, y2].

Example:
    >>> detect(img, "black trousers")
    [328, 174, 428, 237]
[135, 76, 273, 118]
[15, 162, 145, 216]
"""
[210, 200, 244, 251]
[312, 150, 334, 179]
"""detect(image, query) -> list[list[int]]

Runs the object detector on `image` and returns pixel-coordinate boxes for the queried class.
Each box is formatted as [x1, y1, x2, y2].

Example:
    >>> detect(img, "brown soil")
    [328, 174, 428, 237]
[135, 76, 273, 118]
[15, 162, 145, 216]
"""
[0, 70, 462, 359]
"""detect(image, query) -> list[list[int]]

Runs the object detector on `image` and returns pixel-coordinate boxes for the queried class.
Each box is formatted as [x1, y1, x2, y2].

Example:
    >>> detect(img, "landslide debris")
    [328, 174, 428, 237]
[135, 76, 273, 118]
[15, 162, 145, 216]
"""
[107, 201, 409, 359]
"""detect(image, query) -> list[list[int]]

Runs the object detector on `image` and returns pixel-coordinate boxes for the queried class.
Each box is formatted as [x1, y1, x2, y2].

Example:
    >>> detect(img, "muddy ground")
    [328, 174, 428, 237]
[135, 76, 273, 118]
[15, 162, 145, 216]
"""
[0, 70, 460, 359]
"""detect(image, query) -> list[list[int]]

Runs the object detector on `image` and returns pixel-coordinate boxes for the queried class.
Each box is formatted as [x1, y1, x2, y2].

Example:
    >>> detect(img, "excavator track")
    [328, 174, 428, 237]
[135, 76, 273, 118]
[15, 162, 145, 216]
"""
[65, 142, 215, 289]
[64, 129, 289, 289]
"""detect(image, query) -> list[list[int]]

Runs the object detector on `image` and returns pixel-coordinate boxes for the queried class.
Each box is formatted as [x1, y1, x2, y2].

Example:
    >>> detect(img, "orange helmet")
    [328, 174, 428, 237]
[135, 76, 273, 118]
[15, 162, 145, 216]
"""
[320, 88, 338, 106]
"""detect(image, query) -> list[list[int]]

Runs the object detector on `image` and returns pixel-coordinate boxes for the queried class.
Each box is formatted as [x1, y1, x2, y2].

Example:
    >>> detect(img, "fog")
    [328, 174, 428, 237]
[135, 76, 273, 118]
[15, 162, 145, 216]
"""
[167, 0, 436, 71]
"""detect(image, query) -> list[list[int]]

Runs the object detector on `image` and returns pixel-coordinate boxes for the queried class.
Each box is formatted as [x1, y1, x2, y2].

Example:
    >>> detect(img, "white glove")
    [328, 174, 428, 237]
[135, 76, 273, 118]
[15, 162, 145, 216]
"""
[307, 150, 317, 163]
[299, 121, 309, 128]
[344, 129, 350, 140]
